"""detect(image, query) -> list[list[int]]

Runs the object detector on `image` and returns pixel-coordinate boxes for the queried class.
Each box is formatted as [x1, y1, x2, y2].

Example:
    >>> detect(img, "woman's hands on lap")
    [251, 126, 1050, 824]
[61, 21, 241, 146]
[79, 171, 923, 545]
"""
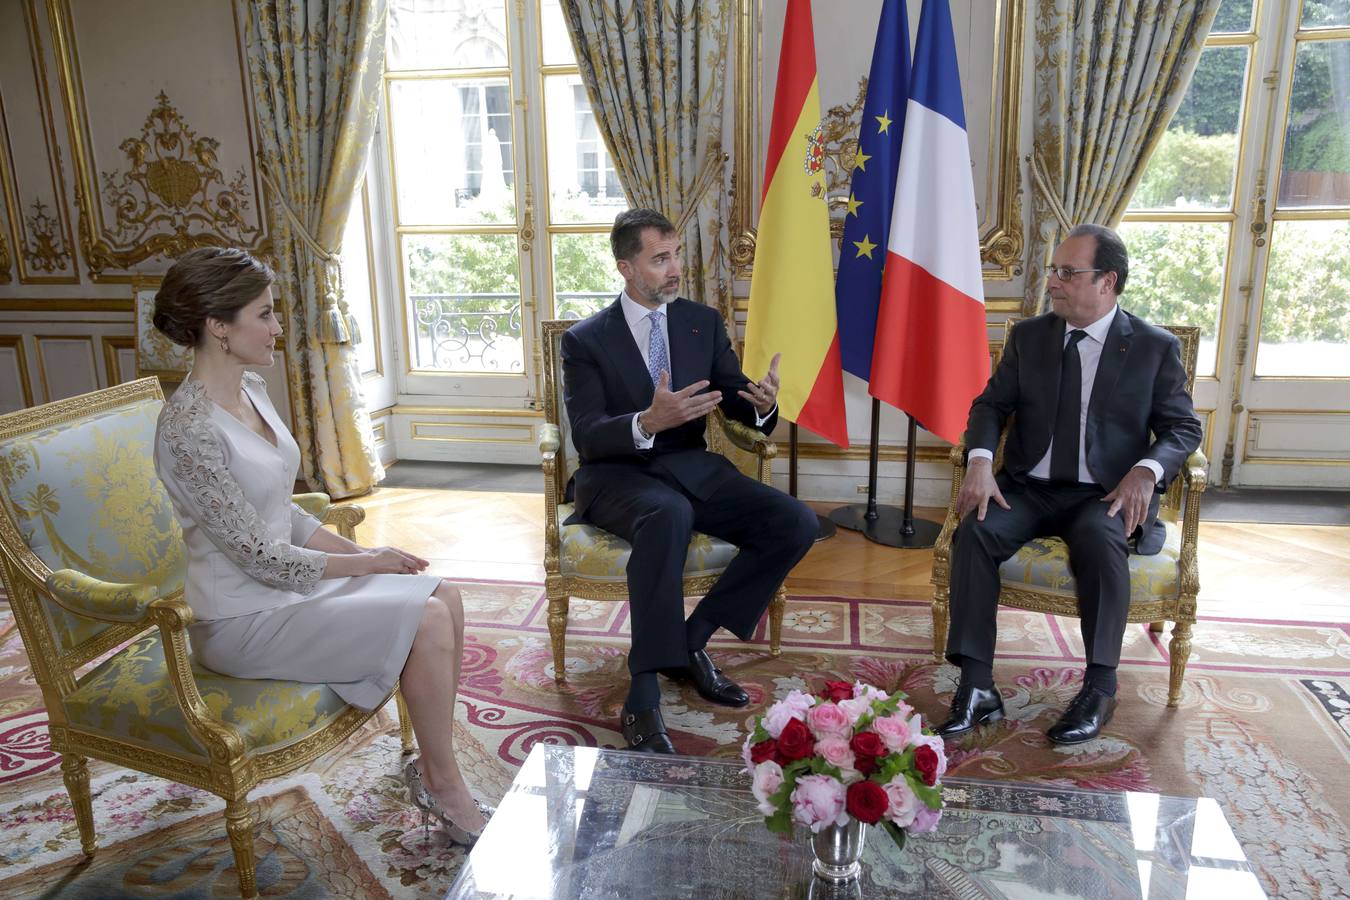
[362, 546, 429, 575]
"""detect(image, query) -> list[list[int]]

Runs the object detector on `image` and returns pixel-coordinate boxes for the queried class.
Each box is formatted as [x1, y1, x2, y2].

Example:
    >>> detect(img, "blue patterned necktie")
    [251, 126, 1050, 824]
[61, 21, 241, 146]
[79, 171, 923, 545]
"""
[646, 311, 669, 386]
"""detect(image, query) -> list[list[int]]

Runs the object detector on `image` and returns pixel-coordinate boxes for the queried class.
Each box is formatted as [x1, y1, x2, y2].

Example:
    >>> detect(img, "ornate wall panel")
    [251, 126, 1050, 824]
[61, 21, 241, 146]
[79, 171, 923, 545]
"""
[0, 0, 78, 284]
[33, 332, 96, 401]
[0, 335, 33, 411]
[45, 0, 267, 281]
[732, 0, 1025, 297]
[100, 333, 134, 385]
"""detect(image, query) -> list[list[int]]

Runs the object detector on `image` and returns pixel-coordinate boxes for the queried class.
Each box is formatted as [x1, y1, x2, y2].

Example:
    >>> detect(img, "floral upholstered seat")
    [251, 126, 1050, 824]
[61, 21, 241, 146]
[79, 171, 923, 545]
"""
[538, 319, 787, 684]
[0, 378, 412, 900]
[930, 324, 1207, 707]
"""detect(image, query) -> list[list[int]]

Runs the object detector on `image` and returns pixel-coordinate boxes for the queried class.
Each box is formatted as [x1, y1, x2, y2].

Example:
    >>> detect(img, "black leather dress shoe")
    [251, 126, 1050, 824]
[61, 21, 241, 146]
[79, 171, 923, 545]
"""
[1047, 686, 1118, 745]
[661, 648, 750, 707]
[620, 705, 677, 754]
[935, 684, 1005, 738]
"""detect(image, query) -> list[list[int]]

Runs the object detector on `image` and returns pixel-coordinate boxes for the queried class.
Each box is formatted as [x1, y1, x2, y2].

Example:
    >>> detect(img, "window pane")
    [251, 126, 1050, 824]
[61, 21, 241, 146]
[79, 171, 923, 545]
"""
[1131, 46, 1247, 211]
[389, 79, 516, 225]
[1255, 219, 1350, 376]
[551, 233, 621, 319]
[1117, 221, 1227, 376]
[1211, 0, 1254, 33]
[1278, 40, 1350, 207]
[388, 0, 508, 70]
[403, 234, 523, 373]
[1302, 0, 1350, 28]
[540, 0, 576, 65]
[544, 74, 628, 224]
[340, 186, 379, 377]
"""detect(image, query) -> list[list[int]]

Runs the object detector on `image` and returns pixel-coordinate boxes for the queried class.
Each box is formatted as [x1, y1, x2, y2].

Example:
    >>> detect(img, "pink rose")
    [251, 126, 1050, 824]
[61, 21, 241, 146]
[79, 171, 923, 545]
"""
[872, 714, 912, 753]
[815, 734, 857, 773]
[751, 761, 784, 816]
[807, 702, 851, 738]
[763, 691, 813, 738]
[883, 777, 919, 827]
[910, 803, 942, 833]
[837, 694, 874, 726]
[790, 774, 848, 833]
[911, 733, 948, 779]
[892, 699, 914, 722]
[852, 682, 889, 702]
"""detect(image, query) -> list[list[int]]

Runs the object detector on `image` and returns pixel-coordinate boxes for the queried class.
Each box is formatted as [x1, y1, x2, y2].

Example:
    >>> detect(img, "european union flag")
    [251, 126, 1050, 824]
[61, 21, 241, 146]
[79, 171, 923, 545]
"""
[835, 0, 911, 381]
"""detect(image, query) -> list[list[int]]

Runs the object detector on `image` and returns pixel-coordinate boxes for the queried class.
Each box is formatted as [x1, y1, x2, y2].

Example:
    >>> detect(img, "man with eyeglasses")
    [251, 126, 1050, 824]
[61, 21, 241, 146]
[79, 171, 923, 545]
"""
[935, 223, 1202, 746]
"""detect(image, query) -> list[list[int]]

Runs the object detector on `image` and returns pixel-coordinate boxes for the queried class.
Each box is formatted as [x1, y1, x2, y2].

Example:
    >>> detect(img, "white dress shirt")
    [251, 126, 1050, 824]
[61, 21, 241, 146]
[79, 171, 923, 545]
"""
[618, 290, 773, 449]
[968, 305, 1164, 485]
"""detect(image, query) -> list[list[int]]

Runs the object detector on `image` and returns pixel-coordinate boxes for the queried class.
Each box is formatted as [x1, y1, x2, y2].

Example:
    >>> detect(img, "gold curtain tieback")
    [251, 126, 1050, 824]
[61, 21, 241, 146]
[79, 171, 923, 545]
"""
[1028, 148, 1074, 233]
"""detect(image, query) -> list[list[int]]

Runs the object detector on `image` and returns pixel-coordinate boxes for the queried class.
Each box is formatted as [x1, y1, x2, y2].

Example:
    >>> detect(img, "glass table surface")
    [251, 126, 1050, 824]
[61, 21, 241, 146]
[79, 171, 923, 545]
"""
[448, 744, 1265, 899]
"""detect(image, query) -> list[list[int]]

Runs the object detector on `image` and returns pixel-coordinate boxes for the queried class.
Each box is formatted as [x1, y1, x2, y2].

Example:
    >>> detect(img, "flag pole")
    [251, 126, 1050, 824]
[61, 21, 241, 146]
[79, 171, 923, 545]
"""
[789, 423, 836, 542]
[827, 398, 907, 534]
[862, 415, 941, 548]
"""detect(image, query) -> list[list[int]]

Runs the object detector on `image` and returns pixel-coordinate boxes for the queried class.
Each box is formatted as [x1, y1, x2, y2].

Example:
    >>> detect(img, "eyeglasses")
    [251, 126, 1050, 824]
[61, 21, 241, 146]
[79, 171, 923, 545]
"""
[1048, 265, 1102, 281]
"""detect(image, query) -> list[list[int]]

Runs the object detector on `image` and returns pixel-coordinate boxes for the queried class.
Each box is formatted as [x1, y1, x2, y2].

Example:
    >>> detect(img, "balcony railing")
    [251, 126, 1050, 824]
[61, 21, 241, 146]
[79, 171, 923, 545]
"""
[409, 291, 613, 372]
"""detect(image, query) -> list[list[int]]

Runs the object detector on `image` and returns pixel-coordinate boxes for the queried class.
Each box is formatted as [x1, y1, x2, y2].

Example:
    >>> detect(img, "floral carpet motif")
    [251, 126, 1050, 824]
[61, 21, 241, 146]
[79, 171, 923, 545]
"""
[1, 586, 1348, 898]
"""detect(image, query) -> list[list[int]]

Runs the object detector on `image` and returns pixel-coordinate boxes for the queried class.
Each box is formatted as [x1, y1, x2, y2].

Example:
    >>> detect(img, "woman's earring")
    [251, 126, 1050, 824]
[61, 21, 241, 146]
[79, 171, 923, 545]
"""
[218, 335, 230, 355]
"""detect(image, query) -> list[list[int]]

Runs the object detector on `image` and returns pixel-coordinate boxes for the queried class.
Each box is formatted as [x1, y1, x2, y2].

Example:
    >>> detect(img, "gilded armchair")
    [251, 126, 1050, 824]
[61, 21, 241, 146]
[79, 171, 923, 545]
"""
[930, 324, 1207, 707]
[0, 378, 413, 900]
[538, 318, 787, 685]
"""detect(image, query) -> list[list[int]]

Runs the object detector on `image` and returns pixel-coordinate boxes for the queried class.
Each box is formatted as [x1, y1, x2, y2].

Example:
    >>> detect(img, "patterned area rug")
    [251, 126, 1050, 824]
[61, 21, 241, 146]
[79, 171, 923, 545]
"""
[1, 582, 1348, 898]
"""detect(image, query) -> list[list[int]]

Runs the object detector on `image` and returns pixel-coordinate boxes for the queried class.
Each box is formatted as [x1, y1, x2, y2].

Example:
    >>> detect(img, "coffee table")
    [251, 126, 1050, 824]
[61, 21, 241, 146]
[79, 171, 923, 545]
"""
[447, 744, 1265, 898]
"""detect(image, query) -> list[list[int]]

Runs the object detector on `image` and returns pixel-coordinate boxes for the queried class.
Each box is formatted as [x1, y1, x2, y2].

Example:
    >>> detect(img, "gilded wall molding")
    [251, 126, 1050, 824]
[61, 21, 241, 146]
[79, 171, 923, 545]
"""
[0, 0, 78, 284]
[45, 0, 267, 281]
[731, 0, 1026, 284]
[0, 335, 33, 406]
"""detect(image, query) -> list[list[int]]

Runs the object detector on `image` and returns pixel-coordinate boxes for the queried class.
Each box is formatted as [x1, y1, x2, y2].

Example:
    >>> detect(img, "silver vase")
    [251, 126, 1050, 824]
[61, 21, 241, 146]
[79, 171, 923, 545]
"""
[810, 818, 868, 883]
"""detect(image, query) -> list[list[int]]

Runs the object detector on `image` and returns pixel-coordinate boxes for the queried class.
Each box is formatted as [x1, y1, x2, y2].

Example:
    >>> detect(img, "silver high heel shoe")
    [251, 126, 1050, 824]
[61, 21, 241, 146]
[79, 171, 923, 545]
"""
[402, 759, 490, 847]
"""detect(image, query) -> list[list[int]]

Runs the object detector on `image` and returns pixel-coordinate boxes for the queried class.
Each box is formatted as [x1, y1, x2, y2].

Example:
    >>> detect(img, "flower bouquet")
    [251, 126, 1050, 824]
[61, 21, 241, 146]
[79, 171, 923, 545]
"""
[742, 680, 945, 872]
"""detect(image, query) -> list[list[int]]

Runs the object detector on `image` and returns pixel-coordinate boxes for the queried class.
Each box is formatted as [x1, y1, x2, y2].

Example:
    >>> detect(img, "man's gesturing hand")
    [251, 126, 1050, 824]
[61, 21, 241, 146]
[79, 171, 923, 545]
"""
[956, 457, 1011, 522]
[738, 352, 781, 416]
[639, 370, 722, 434]
[1102, 465, 1156, 537]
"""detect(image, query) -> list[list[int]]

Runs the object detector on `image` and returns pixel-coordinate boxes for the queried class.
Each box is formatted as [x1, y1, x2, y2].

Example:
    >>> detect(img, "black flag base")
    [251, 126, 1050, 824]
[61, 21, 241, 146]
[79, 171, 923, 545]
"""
[861, 507, 943, 549]
[827, 502, 904, 533]
[813, 514, 837, 543]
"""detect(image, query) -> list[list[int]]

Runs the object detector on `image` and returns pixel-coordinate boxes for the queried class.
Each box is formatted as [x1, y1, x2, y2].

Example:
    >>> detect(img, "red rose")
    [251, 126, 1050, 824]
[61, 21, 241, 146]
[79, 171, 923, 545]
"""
[821, 680, 854, 703]
[914, 744, 940, 786]
[845, 780, 889, 825]
[777, 717, 815, 761]
[850, 731, 886, 775]
[749, 739, 780, 765]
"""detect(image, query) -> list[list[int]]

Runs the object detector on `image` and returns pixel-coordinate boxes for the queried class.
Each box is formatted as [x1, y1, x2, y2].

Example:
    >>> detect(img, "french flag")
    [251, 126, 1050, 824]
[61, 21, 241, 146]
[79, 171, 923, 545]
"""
[867, 0, 989, 445]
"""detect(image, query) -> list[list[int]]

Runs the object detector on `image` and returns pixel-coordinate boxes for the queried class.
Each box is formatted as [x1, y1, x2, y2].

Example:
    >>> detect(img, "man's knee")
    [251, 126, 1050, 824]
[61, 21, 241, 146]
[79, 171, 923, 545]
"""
[786, 499, 819, 552]
[633, 495, 695, 540]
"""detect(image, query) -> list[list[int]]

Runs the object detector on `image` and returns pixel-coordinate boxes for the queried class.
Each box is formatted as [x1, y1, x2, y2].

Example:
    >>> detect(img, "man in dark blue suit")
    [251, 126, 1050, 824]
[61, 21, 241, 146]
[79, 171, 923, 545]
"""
[562, 208, 818, 754]
[937, 224, 1202, 746]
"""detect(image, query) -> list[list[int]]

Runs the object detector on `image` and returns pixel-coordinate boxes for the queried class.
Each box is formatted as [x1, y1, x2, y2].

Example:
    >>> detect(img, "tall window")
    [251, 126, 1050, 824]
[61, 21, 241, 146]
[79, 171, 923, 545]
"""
[381, 0, 627, 389]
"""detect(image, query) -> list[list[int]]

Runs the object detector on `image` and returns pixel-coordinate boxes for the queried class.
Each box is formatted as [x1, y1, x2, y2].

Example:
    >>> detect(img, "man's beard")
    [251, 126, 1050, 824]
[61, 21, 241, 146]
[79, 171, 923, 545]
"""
[639, 277, 679, 305]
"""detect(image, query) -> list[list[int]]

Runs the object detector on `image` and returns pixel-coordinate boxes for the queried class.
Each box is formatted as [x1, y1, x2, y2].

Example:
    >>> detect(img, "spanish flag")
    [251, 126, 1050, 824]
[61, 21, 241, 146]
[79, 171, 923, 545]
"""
[744, 0, 849, 448]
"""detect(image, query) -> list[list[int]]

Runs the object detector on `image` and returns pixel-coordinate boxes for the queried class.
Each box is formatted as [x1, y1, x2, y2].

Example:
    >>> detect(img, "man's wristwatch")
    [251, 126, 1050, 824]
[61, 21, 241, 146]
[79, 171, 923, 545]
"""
[636, 411, 653, 440]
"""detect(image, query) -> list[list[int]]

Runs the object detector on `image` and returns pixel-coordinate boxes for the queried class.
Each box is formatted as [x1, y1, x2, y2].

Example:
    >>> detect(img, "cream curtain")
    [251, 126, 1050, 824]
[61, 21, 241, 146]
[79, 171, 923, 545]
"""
[1026, 0, 1222, 314]
[562, 0, 734, 315]
[244, 1, 386, 498]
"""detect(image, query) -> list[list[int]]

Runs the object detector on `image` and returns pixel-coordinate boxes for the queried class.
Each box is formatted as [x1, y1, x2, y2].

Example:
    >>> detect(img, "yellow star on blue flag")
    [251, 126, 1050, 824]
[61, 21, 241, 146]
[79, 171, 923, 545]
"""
[853, 235, 877, 259]
[876, 110, 892, 134]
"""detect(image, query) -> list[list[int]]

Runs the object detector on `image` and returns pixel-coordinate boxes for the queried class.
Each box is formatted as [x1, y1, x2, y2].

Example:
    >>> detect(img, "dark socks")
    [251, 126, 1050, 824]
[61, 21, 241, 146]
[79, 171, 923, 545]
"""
[959, 657, 994, 690]
[626, 671, 660, 711]
[1085, 664, 1117, 696]
[684, 614, 718, 653]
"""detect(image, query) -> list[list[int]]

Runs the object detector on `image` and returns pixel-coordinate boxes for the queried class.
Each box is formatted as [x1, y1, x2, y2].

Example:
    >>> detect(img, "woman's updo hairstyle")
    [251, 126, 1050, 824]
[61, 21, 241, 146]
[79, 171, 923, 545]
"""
[152, 247, 275, 348]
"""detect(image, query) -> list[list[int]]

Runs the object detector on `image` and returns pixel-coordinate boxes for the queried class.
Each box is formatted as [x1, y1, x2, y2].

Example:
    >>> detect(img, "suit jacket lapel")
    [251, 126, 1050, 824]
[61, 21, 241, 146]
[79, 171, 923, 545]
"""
[1088, 309, 1134, 418]
[601, 297, 654, 412]
[665, 299, 700, 391]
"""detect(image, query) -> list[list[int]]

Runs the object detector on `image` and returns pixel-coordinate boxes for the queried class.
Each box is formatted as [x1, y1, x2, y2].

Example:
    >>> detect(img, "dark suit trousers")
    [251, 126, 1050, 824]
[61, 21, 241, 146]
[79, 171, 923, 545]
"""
[946, 475, 1132, 671]
[578, 461, 818, 675]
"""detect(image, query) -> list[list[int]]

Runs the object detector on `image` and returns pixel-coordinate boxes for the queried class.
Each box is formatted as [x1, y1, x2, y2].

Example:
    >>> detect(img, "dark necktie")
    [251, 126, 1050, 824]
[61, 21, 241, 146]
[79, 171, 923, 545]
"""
[1051, 329, 1088, 484]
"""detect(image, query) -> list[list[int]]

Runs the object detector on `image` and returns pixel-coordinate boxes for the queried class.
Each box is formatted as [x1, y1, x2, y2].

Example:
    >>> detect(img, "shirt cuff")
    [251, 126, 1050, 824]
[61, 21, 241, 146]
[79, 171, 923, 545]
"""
[1136, 459, 1165, 484]
[754, 403, 777, 427]
[967, 448, 995, 463]
[632, 412, 655, 449]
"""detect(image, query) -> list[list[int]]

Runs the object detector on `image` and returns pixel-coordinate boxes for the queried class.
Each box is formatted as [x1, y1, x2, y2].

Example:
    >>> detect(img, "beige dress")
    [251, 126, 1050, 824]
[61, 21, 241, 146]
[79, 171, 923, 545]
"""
[153, 372, 437, 710]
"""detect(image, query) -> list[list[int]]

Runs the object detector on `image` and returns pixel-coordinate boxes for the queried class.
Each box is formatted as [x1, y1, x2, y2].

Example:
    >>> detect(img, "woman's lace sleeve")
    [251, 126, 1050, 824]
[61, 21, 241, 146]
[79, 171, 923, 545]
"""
[156, 386, 326, 593]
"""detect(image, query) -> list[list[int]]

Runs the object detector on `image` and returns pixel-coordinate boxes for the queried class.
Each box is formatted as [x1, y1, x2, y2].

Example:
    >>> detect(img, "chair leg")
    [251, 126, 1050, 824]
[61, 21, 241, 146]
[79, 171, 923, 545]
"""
[225, 798, 259, 900]
[60, 753, 96, 857]
[548, 592, 570, 685]
[1167, 620, 1193, 708]
[769, 587, 786, 657]
[931, 586, 950, 661]
[394, 688, 415, 756]
[1149, 621, 1165, 633]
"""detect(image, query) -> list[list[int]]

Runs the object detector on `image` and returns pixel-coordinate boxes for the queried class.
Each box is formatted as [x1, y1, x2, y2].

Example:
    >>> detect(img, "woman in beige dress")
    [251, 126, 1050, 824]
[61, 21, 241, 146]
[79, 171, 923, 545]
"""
[151, 247, 487, 844]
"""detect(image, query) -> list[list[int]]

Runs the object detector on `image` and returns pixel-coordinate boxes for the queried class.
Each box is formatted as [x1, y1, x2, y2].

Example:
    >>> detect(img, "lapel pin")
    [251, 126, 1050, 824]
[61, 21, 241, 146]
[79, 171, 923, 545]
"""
[692, 328, 701, 335]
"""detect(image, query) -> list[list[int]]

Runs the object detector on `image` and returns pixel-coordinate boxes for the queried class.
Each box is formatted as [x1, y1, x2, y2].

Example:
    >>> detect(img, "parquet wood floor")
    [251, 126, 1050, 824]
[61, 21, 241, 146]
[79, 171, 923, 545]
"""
[349, 488, 1350, 623]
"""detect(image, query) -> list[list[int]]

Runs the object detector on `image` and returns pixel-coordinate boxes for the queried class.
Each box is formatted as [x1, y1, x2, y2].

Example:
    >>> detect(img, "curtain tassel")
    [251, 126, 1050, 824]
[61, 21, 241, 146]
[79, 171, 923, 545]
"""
[320, 302, 352, 344]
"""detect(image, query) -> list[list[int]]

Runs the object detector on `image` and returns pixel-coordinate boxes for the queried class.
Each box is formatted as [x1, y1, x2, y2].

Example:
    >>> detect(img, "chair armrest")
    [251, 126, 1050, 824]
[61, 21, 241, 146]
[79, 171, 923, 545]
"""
[1184, 450, 1208, 492]
[716, 411, 777, 460]
[291, 491, 332, 518]
[295, 492, 365, 541]
[539, 422, 560, 458]
[46, 569, 163, 623]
